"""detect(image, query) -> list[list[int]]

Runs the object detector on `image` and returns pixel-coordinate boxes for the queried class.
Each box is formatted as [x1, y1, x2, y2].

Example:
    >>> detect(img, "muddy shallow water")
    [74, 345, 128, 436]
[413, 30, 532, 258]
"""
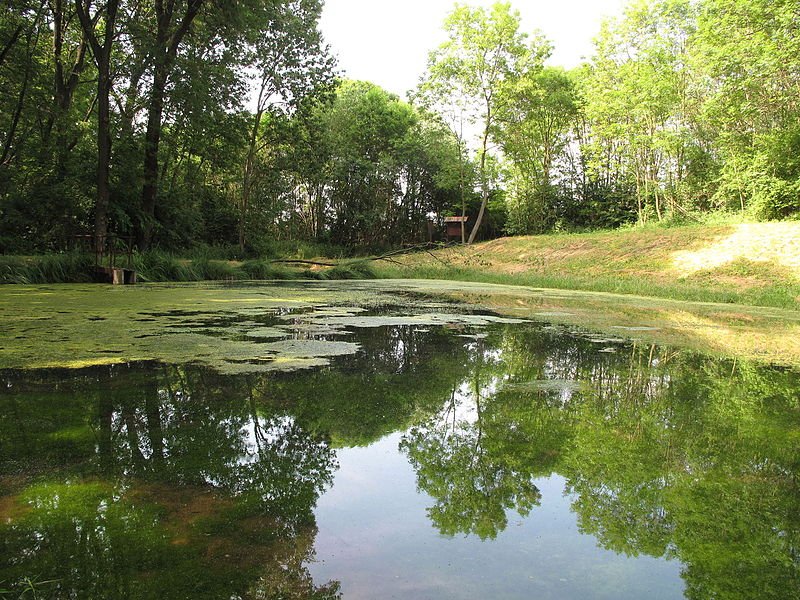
[1, 282, 798, 599]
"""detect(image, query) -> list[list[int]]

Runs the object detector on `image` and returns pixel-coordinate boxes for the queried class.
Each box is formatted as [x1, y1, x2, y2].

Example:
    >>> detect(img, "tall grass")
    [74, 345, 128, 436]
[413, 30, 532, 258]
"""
[0, 250, 380, 285]
[133, 251, 195, 282]
[0, 253, 94, 284]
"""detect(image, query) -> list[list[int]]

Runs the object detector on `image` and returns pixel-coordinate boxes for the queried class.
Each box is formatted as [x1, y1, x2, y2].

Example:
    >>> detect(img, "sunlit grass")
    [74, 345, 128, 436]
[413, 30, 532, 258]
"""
[379, 222, 800, 309]
[672, 222, 800, 279]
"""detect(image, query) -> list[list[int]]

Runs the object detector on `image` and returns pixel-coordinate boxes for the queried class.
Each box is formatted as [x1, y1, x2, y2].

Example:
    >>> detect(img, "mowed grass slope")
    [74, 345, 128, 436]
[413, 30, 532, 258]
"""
[377, 222, 800, 309]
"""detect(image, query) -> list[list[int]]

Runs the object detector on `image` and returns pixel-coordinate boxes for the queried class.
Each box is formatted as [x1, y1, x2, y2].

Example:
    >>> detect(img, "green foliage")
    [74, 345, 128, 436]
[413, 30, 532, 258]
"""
[498, 67, 580, 234]
[3, 0, 800, 256]
[265, 80, 464, 250]
[420, 2, 552, 241]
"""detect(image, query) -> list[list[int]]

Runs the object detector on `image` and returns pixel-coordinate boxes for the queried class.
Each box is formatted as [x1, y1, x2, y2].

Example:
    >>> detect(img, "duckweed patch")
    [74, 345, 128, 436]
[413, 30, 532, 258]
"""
[0, 281, 527, 373]
[2, 279, 800, 373]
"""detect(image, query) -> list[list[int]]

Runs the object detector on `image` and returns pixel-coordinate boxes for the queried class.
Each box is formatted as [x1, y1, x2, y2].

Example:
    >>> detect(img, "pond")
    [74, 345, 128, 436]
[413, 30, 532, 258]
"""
[1, 282, 798, 599]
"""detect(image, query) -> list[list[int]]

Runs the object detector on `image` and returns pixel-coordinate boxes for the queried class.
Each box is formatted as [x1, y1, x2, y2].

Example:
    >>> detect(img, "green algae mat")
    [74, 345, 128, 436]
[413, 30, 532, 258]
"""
[0, 281, 525, 373]
[2, 280, 799, 372]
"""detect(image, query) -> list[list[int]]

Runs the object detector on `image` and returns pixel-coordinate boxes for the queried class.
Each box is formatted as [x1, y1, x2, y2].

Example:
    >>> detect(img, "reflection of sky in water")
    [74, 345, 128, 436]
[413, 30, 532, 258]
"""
[310, 432, 684, 600]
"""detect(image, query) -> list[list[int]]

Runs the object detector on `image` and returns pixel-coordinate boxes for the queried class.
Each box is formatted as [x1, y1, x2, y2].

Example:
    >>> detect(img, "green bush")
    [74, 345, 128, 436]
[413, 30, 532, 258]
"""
[326, 261, 377, 280]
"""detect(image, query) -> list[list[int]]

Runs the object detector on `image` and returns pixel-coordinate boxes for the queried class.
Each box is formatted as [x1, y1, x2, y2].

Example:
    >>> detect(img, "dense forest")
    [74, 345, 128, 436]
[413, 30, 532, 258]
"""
[1, 0, 798, 256]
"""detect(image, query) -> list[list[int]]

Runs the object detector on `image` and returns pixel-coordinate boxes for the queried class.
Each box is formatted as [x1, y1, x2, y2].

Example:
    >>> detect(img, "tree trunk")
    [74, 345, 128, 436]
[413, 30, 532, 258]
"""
[95, 60, 112, 253]
[0, 24, 23, 68]
[240, 106, 264, 253]
[137, 0, 205, 250]
[75, 0, 119, 254]
[467, 115, 492, 245]
[139, 66, 168, 250]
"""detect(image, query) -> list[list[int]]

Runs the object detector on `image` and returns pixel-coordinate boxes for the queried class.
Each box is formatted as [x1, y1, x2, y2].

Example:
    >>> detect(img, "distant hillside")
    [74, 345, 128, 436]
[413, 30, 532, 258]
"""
[378, 222, 800, 309]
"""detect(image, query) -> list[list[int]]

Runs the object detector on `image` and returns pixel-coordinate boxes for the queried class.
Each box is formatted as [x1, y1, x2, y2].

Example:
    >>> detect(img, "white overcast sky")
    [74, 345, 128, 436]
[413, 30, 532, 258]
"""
[320, 0, 629, 98]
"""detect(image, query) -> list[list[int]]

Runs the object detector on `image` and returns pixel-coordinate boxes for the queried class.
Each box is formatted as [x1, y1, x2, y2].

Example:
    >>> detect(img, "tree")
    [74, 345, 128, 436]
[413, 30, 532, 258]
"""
[581, 0, 701, 223]
[422, 2, 550, 243]
[496, 66, 579, 233]
[695, 0, 800, 219]
[238, 0, 335, 252]
[75, 0, 121, 253]
[137, 0, 204, 250]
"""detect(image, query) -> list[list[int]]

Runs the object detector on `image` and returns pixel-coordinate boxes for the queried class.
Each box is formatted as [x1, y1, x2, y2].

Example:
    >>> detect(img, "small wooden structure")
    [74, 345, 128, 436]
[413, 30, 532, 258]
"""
[72, 234, 137, 284]
[444, 216, 469, 242]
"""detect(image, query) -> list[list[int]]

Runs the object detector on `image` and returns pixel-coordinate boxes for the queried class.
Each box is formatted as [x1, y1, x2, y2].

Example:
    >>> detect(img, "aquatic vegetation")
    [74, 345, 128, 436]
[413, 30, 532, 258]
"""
[1, 280, 799, 375]
[0, 282, 522, 373]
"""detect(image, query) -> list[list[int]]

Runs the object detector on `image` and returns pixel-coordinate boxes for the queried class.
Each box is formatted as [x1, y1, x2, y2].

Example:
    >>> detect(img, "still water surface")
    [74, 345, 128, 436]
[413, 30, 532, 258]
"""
[1, 293, 798, 599]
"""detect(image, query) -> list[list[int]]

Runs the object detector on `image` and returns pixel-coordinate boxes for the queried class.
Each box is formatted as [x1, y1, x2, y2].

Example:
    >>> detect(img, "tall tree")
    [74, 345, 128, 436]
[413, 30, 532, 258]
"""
[422, 2, 550, 243]
[695, 0, 800, 219]
[497, 66, 579, 233]
[138, 0, 204, 250]
[75, 0, 120, 252]
[582, 0, 699, 222]
[238, 0, 335, 252]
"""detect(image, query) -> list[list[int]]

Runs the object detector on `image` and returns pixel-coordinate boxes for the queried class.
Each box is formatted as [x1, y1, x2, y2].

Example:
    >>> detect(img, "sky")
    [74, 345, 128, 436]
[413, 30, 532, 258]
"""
[319, 0, 629, 99]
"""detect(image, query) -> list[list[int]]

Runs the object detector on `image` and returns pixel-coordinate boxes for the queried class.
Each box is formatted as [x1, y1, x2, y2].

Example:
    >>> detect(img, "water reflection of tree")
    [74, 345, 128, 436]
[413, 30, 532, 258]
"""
[398, 324, 800, 598]
[566, 355, 800, 600]
[266, 326, 475, 447]
[0, 324, 478, 598]
[2, 321, 799, 599]
[0, 363, 341, 599]
[401, 335, 549, 539]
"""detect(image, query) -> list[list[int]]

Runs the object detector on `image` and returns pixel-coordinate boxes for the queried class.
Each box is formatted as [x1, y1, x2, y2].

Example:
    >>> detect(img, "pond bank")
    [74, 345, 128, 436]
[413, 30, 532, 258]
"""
[4, 222, 800, 310]
[375, 222, 800, 310]
[0, 252, 377, 284]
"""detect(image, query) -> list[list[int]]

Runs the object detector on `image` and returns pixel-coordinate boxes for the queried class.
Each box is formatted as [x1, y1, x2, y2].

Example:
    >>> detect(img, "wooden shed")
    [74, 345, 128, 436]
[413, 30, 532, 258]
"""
[444, 216, 469, 242]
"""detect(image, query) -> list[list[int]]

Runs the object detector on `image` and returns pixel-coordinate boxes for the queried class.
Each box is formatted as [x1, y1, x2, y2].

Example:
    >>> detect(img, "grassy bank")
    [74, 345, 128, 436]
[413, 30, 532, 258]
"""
[375, 222, 800, 310]
[0, 252, 377, 284]
[4, 222, 800, 311]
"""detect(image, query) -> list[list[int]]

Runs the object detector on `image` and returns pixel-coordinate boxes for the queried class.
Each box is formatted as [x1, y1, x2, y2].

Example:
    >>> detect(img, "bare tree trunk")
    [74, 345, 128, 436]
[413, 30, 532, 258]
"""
[467, 113, 492, 245]
[75, 0, 120, 254]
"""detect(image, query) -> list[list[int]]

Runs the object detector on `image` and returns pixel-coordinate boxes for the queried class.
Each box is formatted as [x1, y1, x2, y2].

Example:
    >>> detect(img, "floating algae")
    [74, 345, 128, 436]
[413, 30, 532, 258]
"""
[0, 282, 525, 374]
[284, 312, 527, 329]
[5, 278, 798, 373]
